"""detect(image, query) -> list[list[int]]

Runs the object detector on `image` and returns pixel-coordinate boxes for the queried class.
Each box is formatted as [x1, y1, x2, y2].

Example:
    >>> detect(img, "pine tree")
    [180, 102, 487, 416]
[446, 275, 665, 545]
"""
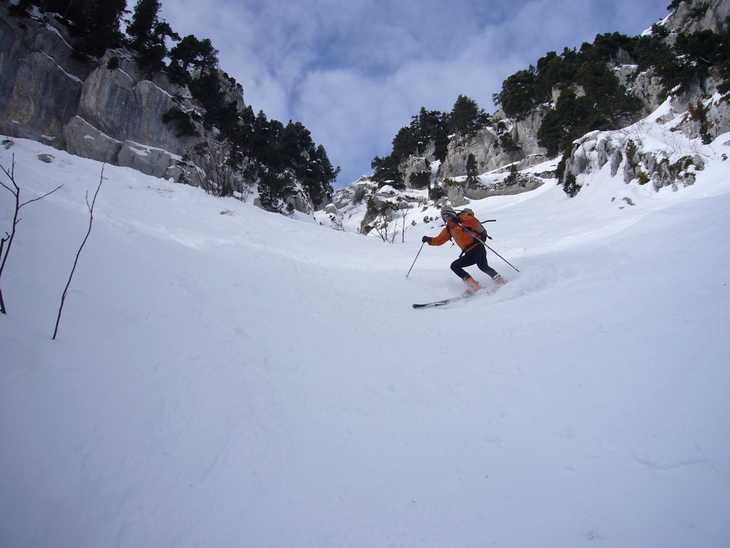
[465, 153, 479, 186]
[494, 68, 538, 120]
[127, 0, 179, 73]
[168, 36, 219, 86]
[450, 95, 486, 135]
[77, 0, 127, 57]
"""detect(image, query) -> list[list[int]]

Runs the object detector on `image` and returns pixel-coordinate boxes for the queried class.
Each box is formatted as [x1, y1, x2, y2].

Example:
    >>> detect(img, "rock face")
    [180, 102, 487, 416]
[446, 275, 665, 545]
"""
[61, 50, 206, 179]
[324, 0, 730, 232]
[626, 68, 667, 114]
[403, 106, 546, 187]
[0, 8, 91, 141]
[562, 0, 730, 193]
[396, 0, 729, 194]
[75, 56, 199, 153]
[562, 73, 728, 194]
[0, 6, 230, 181]
[665, 0, 730, 34]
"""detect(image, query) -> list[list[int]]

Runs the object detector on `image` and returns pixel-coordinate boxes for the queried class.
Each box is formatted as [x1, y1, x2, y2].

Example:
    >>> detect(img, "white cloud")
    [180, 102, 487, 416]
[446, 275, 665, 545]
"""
[159, 0, 670, 187]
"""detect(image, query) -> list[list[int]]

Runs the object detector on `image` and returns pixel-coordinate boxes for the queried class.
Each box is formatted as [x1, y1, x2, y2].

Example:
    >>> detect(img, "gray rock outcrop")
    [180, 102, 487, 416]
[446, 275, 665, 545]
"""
[435, 107, 549, 183]
[664, 0, 730, 34]
[0, 8, 90, 141]
[0, 6, 233, 181]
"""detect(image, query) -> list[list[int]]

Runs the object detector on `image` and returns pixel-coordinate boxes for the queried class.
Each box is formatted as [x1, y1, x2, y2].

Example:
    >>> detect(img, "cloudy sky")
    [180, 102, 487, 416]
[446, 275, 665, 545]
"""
[158, 0, 671, 187]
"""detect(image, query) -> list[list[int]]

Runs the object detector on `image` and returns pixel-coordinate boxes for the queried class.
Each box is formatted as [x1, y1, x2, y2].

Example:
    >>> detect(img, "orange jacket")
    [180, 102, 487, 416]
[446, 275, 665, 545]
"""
[428, 214, 483, 253]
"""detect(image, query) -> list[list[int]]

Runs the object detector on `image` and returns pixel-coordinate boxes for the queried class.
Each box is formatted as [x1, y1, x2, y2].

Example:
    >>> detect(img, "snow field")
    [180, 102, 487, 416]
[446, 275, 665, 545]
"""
[1, 135, 729, 547]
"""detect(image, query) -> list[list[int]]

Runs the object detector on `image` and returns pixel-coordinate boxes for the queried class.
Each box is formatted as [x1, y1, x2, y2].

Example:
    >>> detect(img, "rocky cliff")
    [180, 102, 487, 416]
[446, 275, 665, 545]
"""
[562, 0, 730, 195]
[668, 0, 730, 34]
[328, 0, 729, 235]
[0, 6, 221, 181]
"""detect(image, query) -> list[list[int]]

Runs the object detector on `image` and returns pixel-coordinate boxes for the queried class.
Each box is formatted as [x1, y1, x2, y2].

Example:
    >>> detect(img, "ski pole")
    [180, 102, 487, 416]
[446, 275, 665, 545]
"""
[455, 220, 520, 273]
[484, 243, 520, 272]
[406, 241, 425, 278]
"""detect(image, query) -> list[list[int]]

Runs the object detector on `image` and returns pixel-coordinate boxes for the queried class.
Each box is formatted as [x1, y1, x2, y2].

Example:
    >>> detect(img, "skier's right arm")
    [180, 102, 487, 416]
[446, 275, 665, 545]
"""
[427, 227, 452, 246]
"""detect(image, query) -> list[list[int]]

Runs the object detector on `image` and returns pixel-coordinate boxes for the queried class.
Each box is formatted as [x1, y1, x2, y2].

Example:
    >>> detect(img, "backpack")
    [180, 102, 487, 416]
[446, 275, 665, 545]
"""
[457, 208, 488, 242]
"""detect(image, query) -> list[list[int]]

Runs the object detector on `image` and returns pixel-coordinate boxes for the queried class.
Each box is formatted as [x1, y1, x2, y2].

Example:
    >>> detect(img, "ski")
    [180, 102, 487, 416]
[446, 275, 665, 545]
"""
[412, 289, 484, 308]
[412, 294, 469, 308]
[412, 283, 504, 309]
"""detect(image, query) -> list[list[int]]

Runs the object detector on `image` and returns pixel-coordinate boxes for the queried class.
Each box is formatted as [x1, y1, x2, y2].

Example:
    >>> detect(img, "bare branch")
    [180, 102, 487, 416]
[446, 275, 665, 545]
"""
[0, 163, 17, 194]
[0, 156, 19, 314]
[0, 156, 66, 314]
[52, 166, 104, 338]
[20, 183, 64, 207]
[0, 179, 13, 194]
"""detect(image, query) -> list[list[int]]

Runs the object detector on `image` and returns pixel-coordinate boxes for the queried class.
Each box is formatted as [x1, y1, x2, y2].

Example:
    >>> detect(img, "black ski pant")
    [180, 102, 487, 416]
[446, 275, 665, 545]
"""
[450, 244, 499, 281]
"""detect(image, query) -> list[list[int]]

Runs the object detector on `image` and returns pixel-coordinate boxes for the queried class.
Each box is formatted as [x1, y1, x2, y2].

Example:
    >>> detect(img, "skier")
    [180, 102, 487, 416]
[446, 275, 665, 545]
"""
[422, 205, 506, 293]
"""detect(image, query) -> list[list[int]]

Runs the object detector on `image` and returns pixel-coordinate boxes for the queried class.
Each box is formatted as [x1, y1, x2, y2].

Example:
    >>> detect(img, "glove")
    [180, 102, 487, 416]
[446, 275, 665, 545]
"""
[422, 236, 431, 243]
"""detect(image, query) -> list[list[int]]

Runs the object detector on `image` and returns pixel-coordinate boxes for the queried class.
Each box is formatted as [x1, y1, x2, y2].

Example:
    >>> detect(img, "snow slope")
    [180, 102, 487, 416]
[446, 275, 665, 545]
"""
[1, 133, 729, 547]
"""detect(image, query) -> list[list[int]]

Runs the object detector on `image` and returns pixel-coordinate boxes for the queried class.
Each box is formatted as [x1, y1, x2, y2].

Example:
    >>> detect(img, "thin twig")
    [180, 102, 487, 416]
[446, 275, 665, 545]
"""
[0, 158, 18, 314]
[0, 156, 64, 314]
[52, 166, 104, 339]
[21, 183, 64, 207]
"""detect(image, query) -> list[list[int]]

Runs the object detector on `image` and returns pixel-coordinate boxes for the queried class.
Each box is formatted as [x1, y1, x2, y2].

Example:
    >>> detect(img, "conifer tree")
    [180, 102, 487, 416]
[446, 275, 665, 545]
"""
[127, 0, 179, 73]
[168, 36, 219, 86]
[76, 0, 127, 57]
[450, 95, 486, 136]
[465, 153, 479, 186]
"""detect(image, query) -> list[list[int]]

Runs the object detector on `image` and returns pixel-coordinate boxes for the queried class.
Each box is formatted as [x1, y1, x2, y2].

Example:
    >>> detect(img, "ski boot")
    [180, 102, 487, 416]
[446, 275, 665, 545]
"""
[488, 274, 507, 293]
[463, 277, 483, 294]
